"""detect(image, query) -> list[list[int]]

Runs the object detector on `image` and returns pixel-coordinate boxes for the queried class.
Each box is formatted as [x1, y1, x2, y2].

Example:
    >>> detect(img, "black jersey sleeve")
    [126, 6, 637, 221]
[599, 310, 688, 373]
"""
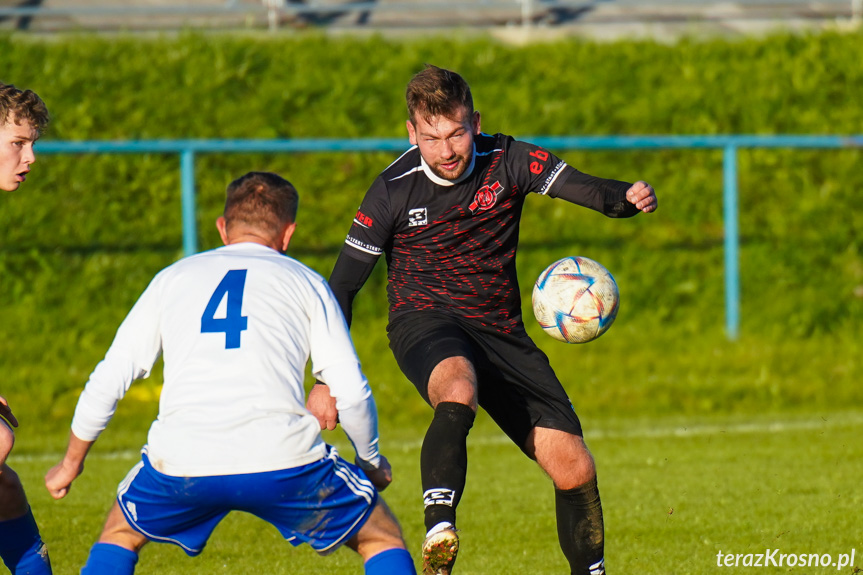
[330, 175, 392, 326]
[505, 138, 571, 197]
[342, 176, 394, 262]
[504, 136, 640, 218]
[548, 168, 641, 218]
[328, 250, 378, 327]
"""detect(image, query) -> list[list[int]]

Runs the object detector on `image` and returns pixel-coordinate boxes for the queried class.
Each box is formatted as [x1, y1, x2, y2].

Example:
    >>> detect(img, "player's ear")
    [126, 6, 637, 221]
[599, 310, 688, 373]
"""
[406, 119, 417, 146]
[279, 222, 297, 253]
[216, 216, 230, 246]
[472, 111, 481, 135]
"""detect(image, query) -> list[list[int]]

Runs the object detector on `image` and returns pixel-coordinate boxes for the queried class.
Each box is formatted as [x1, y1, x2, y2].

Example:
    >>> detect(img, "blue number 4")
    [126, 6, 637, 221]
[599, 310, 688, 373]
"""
[201, 269, 248, 349]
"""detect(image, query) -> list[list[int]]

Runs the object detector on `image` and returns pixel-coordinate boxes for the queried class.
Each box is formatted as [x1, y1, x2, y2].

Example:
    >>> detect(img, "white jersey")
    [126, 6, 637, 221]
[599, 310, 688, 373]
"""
[71, 242, 380, 477]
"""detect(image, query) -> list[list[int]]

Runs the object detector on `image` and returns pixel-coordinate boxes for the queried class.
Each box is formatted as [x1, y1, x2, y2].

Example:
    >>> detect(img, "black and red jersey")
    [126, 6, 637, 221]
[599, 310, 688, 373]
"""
[332, 132, 637, 334]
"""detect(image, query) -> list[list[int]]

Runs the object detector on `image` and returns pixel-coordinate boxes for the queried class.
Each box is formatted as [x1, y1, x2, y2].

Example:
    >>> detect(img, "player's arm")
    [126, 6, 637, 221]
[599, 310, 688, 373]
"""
[44, 431, 94, 500]
[318, 365, 391, 492]
[307, 251, 378, 430]
[308, 181, 389, 429]
[549, 169, 658, 215]
[309, 279, 391, 489]
[512, 137, 657, 215]
[317, 362, 390, 490]
[44, 278, 163, 497]
[328, 250, 379, 327]
[548, 169, 659, 216]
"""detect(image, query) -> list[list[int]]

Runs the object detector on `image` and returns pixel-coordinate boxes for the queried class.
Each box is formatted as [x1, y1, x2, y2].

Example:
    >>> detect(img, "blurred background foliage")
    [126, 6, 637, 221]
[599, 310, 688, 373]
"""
[1, 30, 861, 450]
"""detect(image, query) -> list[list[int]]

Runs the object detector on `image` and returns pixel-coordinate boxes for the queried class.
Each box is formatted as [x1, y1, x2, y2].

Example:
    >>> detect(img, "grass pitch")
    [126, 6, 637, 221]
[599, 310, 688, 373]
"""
[17, 409, 863, 574]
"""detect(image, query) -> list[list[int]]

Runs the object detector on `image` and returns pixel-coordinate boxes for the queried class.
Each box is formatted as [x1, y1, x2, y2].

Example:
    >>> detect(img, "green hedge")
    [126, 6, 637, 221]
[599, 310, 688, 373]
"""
[2, 31, 861, 446]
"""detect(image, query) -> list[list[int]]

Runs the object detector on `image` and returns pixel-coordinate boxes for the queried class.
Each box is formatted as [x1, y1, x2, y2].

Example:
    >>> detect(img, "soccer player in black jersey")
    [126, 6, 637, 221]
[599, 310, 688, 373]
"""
[308, 65, 657, 575]
[1, 82, 52, 575]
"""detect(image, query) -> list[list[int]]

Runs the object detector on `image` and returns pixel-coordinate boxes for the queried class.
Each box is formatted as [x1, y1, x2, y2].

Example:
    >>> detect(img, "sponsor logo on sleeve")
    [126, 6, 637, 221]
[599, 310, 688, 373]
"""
[539, 161, 567, 195]
[345, 235, 383, 256]
[528, 148, 549, 175]
[354, 209, 373, 229]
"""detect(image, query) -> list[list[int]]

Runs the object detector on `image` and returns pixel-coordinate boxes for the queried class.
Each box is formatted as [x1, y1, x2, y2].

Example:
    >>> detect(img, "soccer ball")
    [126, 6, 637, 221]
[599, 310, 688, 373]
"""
[531, 256, 620, 344]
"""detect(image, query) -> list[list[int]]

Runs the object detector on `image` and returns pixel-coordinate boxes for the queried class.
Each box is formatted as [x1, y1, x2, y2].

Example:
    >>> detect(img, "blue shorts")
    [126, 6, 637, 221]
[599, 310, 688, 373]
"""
[116, 446, 378, 556]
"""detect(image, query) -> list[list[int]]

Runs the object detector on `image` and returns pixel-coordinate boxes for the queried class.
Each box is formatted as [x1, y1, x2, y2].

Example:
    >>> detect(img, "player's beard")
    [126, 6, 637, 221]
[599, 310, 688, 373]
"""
[428, 150, 472, 181]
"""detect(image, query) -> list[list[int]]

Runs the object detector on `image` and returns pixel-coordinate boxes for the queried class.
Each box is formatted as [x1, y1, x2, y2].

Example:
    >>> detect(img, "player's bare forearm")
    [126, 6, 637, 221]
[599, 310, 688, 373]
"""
[626, 181, 658, 213]
[307, 382, 339, 431]
[45, 431, 94, 500]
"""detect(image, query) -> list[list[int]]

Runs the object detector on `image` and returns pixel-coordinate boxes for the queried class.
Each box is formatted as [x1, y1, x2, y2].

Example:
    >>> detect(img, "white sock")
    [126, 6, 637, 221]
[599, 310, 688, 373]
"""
[427, 521, 455, 537]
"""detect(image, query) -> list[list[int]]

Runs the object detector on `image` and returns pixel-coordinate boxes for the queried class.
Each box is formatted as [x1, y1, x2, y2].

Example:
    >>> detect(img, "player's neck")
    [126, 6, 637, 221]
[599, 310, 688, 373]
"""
[225, 234, 280, 252]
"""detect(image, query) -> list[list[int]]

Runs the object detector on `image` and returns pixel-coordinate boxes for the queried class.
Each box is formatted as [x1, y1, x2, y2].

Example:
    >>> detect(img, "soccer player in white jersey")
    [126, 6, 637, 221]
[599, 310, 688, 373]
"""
[0, 82, 53, 575]
[44, 172, 416, 575]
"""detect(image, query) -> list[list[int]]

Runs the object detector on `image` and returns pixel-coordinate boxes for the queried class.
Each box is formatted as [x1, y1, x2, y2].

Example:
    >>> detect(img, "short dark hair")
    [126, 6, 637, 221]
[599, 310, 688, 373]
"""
[223, 172, 299, 240]
[406, 65, 474, 125]
[0, 83, 50, 135]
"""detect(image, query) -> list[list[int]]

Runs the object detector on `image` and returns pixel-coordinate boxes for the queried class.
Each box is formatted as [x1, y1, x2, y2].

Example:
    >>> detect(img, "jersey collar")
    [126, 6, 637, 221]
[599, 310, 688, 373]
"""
[419, 143, 477, 187]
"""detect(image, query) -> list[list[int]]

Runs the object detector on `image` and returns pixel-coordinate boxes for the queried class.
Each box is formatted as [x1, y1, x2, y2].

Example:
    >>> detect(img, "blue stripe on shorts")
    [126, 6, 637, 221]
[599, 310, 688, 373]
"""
[116, 445, 378, 556]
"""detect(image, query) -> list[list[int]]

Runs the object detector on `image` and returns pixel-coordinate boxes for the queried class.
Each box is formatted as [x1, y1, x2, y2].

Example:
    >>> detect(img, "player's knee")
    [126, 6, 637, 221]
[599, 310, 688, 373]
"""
[428, 377, 477, 410]
[533, 432, 596, 489]
[552, 449, 596, 490]
[374, 504, 407, 544]
[0, 463, 21, 487]
[428, 357, 478, 409]
[0, 465, 29, 521]
[97, 504, 149, 552]
[356, 500, 408, 550]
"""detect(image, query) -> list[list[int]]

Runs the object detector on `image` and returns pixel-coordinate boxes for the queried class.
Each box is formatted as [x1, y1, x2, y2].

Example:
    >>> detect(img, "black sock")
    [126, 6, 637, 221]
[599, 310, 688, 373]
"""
[555, 476, 605, 575]
[420, 401, 475, 532]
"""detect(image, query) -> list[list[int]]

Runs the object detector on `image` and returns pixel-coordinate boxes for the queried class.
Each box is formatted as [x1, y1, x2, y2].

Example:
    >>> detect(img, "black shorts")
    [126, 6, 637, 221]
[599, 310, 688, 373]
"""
[387, 311, 583, 453]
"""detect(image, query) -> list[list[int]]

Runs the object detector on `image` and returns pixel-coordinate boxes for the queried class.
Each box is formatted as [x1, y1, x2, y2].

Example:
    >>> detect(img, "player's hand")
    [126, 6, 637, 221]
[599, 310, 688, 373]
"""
[625, 181, 658, 213]
[0, 395, 19, 429]
[45, 459, 84, 500]
[357, 455, 393, 492]
[307, 382, 339, 431]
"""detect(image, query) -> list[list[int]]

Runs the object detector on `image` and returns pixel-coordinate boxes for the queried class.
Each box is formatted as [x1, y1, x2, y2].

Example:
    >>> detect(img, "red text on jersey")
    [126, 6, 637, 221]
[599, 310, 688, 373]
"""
[355, 210, 374, 227]
[529, 149, 550, 175]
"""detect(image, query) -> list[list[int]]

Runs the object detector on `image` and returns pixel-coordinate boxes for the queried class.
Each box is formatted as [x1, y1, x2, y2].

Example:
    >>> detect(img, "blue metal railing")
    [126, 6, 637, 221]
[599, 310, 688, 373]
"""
[38, 135, 863, 339]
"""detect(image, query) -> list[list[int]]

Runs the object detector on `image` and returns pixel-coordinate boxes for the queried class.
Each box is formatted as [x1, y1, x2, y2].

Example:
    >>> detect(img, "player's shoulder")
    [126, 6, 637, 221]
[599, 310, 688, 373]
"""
[274, 253, 327, 284]
[476, 132, 515, 152]
[378, 145, 422, 185]
[173, 245, 330, 299]
[478, 131, 510, 147]
[161, 244, 317, 279]
[483, 132, 562, 170]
